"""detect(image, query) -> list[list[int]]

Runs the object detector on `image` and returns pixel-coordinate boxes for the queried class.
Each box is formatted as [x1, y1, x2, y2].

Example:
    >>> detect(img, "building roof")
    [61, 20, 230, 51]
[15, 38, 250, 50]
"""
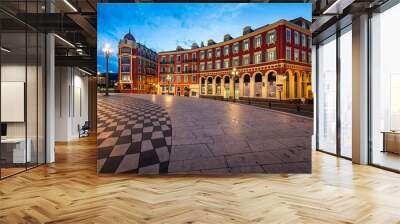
[158, 17, 311, 55]
[123, 29, 135, 42]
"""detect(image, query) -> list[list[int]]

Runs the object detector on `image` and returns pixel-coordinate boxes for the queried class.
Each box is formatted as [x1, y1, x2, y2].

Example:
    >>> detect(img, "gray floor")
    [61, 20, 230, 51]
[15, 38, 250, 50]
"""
[132, 94, 313, 174]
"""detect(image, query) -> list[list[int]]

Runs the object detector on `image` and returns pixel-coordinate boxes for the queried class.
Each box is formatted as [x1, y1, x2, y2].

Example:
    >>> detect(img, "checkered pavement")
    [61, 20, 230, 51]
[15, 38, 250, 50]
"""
[97, 95, 172, 174]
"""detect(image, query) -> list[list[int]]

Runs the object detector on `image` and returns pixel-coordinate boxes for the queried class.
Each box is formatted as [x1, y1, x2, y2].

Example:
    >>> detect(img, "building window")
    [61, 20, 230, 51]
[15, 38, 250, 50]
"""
[161, 56, 166, 63]
[184, 75, 188, 83]
[232, 57, 239, 67]
[266, 30, 276, 44]
[176, 65, 181, 73]
[184, 54, 188, 61]
[243, 39, 249, 51]
[192, 53, 197, 60]
[121, 65, 130, 72]
[169, 67, 174, 73]
[200, 63, 205, 71]
[176, 75, 181, 83]
[200, 51, 205, 60]
[242, 55, 250, 65]
[177, 55, 181, 62]
[224, 45, 229, 56]
[309, 37, 312, 48]
[192, 75, 197, 83]
[301, 51, 306, 62]
[254, 52, 262, 64]
[294, 31, 299, 45]
[317, 35, 337, 154]
[192, 64, 197, 72]
[308, 53, 312, 64]
[215, 60, 221, 69]
[121, 47, 131, 54]
[184, 65, 188, 72]
[286, 28, 291, 43]
[223, 59, 230, 68]
[266, 48, 276, 61]
[121, 56, 130, 64]
[207, 49, 213, 59]
[294, 49, 299, 61]
[301, 34, 306, 47]
[122, 74, 130, 81]
[286, 47, 291, 60]
[254, 35, 262, 48]
[207, 61, 213, 70]
[216, 48, 221, 57]
[233, 42, 239, 53]
[169, 55, 174, 63]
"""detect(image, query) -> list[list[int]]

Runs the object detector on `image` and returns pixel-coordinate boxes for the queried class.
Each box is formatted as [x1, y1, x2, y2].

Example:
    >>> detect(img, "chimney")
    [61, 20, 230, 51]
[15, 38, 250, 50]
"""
[243, 26, 253, 35]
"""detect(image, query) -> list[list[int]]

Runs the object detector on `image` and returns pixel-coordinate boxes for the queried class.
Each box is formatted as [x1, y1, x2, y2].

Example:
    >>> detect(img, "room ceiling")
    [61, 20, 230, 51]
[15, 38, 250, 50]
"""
[0, 0, 97, 73]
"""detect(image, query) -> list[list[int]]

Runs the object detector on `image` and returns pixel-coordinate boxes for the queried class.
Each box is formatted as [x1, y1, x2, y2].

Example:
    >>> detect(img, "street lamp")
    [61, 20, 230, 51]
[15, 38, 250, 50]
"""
[102, 44, 113, 96]
[231, 67, 239, 102]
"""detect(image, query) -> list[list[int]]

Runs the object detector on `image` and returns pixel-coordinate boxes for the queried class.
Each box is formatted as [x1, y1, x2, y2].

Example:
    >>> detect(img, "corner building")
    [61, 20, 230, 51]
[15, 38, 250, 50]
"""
[157, 18, 312, 100]
[118, 30, 158, 93]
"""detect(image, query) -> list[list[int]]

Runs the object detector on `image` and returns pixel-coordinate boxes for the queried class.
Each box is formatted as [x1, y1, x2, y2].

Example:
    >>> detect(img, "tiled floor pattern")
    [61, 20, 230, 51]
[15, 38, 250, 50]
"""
[97, 95, 172, 174]
[98, 94, 312, 174]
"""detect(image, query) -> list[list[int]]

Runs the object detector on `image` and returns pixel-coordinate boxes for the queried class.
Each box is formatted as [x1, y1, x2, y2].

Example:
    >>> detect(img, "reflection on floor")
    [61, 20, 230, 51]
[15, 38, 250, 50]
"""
[0, 167, 25, 178]
[373, 151, 400, 170]
[1, 135, 400, 223]
[97, 94, 313, 175]
[0, 163, 41, 179]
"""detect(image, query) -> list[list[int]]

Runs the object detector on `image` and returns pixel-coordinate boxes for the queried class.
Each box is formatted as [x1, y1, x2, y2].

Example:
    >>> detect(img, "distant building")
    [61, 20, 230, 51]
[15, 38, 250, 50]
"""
[117, 30, 158, 93]
[157, 18, 312, 100]
[97, 72, 118, 88]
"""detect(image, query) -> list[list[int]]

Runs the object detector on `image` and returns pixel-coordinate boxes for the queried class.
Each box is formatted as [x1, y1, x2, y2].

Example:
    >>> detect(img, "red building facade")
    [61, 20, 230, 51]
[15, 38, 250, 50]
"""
[118, 30, 158, 93]
[157, 18, 312, 100]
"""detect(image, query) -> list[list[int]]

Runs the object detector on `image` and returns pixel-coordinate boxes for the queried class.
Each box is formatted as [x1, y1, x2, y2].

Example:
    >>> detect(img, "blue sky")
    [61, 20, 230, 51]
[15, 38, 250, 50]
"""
[97, 3, 311, 73]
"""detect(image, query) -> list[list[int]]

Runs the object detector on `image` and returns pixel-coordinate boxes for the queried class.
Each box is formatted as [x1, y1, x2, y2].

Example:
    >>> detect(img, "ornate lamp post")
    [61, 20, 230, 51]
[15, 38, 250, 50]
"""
[102, 44, 113, 96]
[231, 67, 239, 102]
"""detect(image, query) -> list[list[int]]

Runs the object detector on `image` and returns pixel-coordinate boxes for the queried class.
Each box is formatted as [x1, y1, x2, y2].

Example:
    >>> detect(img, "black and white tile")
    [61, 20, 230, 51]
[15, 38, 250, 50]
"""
[97, 94, 172, 174]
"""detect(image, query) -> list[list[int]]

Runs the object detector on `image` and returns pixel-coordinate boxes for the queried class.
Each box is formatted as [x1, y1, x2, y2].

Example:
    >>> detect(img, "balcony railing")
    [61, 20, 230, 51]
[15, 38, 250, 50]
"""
[160, 61, 174, 64]
[160, 71, 174, 74]
[182, 59, 197, 63]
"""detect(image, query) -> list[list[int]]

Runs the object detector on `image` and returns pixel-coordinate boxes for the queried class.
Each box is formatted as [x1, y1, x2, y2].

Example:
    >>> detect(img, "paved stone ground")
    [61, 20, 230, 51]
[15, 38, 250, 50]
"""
[97, 95, 172, 174]
[97, 94, 312, 175]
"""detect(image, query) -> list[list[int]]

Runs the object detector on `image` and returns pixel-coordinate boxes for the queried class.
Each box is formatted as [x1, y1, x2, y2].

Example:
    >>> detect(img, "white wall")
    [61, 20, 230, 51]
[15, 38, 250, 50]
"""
[1, 63, 46, 164]
[54, 67, 89, 141]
